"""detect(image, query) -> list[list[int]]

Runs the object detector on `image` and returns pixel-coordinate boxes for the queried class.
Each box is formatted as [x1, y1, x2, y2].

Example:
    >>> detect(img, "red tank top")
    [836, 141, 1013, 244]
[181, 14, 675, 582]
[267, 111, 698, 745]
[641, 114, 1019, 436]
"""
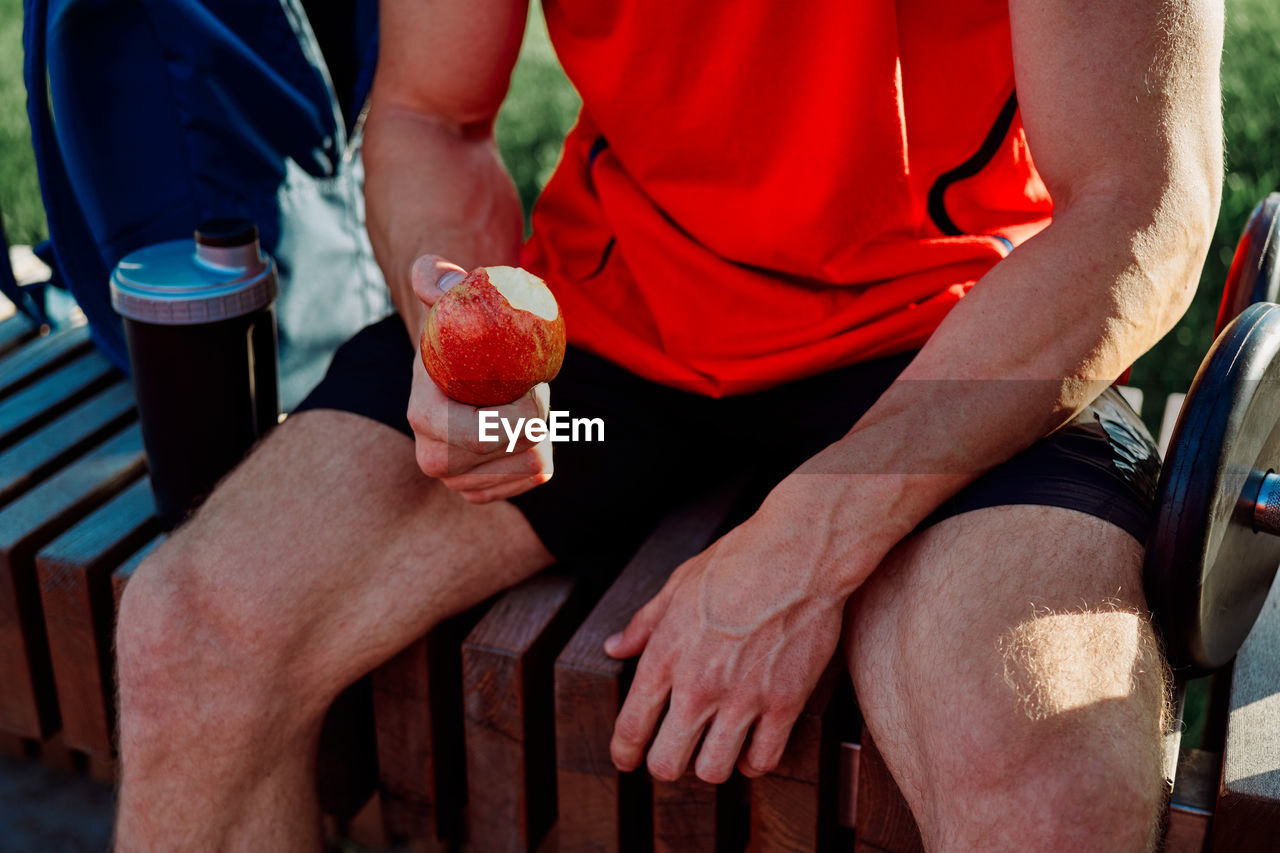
[519, 0, 1053, 397]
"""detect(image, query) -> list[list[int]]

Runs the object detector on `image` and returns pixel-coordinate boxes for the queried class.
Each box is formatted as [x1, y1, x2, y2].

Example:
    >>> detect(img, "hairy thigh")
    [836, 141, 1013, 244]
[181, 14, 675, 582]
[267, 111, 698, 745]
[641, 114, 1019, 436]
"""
[125, 410, 552, 698]
[844, 505, 1168, 843]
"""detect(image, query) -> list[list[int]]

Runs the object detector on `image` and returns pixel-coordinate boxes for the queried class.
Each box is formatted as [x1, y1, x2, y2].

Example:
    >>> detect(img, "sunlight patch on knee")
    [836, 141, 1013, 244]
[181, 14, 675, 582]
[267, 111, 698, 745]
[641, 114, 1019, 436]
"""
[997, 603, 1161, 722]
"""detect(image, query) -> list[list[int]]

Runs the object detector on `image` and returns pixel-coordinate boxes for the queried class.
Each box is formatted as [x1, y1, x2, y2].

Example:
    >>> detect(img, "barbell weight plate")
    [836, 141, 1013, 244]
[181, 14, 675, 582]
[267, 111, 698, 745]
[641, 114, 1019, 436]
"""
[1215, 192, 1280, 337]
[1146, 301, 1280, 674]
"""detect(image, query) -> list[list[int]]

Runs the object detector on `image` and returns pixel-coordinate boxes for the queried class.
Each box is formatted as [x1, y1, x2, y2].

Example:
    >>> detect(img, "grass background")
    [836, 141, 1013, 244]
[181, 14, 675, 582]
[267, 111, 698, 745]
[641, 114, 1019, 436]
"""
[0, 0, 44, 247]
[1130, 0, 1280, 399]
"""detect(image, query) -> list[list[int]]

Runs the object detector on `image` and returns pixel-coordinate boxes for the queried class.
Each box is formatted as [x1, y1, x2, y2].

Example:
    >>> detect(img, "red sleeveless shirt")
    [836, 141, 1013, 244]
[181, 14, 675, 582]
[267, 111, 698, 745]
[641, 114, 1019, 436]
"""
[519, 0, 1053, 397]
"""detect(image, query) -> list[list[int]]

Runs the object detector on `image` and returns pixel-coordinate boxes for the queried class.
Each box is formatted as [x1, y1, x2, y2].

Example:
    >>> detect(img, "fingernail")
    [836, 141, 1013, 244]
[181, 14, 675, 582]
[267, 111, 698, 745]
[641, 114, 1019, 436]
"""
[604, 633, 622, 654]
[438, 271, 465, 292]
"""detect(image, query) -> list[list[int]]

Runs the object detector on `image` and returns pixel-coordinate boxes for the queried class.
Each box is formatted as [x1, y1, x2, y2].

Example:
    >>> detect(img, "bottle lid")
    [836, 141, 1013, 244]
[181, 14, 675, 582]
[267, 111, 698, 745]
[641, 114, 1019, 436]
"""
[110, 218, 278, 325]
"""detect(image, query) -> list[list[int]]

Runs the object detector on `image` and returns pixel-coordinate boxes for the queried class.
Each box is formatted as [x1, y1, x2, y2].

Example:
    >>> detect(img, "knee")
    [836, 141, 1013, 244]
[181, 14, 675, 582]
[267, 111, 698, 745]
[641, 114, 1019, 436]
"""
[116, 540, 316, 736]
[942, 607, 1168, 847]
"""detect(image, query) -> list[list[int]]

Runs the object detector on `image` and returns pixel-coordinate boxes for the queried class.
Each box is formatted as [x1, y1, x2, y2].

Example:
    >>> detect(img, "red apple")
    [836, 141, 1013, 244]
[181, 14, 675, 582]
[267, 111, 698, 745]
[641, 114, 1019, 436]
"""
[420, 266, 567, 406]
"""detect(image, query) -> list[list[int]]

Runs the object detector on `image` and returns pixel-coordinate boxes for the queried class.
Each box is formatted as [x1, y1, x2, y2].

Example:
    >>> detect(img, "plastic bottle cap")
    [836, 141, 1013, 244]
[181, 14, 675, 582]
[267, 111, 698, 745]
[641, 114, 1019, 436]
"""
[110, 219, 278, 325]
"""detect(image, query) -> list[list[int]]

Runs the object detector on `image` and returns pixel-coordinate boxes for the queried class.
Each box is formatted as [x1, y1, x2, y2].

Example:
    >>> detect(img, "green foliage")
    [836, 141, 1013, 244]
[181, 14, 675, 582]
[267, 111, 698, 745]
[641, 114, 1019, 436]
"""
[0, 0, 45, 246]
[1130, 0, 1280, 398]
[495, 3, 580, 222]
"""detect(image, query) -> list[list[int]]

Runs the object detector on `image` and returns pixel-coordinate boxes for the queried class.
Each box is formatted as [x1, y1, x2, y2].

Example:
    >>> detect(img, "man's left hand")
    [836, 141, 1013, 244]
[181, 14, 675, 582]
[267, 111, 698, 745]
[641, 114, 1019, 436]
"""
[604, 513, 851, 783]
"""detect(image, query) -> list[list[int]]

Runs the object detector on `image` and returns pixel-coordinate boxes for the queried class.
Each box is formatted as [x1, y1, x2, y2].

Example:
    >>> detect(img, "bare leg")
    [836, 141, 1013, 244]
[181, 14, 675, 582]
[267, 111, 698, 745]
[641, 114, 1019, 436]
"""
[114, 411, 553, 852]
[845, 505, 1169, 852]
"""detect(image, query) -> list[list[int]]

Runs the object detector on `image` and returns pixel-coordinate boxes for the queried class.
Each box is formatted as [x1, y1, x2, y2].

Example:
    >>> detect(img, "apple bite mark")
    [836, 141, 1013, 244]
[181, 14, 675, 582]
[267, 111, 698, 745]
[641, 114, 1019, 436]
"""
[485, 266, 560, 321]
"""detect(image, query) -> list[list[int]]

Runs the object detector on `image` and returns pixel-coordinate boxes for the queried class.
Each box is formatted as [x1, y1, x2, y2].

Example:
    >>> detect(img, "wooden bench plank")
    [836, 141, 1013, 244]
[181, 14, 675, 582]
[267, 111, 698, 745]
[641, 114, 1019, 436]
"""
[462, 571, 588, 852]
[0, 382, 135, 509]
[554, 479, 746, 853]
[372, 607, 485, 844]
[0, 323, 92, 400]
[0, 351, 120, 451]
[749, 659, 851, 851]
[1212, 569, 1280, 850]
[36, 478, 157, 754]
[0, 313, 38, 360]
[0, 424, 146, 738]
[0, 732, 29, 760]
[839, 741, 860, 831]
[653, 775, 741, 853]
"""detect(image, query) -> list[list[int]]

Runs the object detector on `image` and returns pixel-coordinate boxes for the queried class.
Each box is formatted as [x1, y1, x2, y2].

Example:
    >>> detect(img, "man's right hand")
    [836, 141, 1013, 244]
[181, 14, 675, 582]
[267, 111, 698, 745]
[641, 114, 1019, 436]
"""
[406, 254, 555, 503]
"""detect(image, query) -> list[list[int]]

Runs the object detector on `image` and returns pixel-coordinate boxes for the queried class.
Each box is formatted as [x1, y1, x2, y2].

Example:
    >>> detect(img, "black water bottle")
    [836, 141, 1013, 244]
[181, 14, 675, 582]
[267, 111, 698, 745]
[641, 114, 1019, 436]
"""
[110, 218, 280, 529]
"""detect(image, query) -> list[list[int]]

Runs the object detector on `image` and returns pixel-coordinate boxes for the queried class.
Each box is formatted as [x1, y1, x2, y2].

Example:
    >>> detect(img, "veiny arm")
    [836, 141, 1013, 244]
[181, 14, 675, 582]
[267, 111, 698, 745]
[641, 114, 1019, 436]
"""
[367, 0, 555, 503]
[767, 0, 1226, 592]
[365, 0, 530, 342]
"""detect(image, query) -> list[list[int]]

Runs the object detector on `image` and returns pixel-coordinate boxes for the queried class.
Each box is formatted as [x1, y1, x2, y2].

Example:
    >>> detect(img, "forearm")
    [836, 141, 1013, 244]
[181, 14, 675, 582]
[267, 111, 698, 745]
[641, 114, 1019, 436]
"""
[751, 0, 1223, 597]
[759, 186, 1217, 596]
[364, 106, 524, 341]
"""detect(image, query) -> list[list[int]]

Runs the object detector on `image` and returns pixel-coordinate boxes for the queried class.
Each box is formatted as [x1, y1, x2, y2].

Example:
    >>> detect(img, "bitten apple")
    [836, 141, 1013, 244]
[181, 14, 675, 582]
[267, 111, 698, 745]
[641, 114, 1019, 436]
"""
[420, 266, 567, 406]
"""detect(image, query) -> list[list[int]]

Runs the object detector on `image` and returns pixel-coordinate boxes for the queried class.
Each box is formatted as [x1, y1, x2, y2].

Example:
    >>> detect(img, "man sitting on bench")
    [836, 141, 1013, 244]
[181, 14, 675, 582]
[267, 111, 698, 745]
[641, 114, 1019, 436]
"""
[113, 0, 1223, 849]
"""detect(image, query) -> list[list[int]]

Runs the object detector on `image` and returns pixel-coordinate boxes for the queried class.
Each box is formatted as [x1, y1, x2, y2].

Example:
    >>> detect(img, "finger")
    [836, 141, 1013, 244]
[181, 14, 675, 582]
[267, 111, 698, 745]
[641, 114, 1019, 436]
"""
[471, 383, 552, 454]
[409, 356, 512, 460]
[417, 436, 488, 481]
[442, 442, 553, 493]
[645, 692, 715, 782]
[604, 569, 683, 658]
[736, 710, 797, 778]
[410, 255, 468, 308]
[438, 383, 551, 457]
[411, 371, 491, 478]
[611, 651, 673, 772]
[693, 711, 754, 784]
[457, 471, 554, 504]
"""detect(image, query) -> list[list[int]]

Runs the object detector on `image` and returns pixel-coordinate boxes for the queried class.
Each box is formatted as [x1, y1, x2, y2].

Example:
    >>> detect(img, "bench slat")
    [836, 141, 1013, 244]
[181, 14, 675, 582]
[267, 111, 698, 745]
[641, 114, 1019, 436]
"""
[372, 607, 484, 843]
[554, 479, 746, 853]
[653, 775, 735, 853]
[37, 478, 157, 754]
[1212, 569, 1280, 849]
[462, 571, 587, 852]
[0, 323, 92, 400]
[0, 382, 135, 509]
[0, 424, 145, 738]
[0, 313, 38, 360]
[749, 659, 851, 851]
[0, 351, 120, 451]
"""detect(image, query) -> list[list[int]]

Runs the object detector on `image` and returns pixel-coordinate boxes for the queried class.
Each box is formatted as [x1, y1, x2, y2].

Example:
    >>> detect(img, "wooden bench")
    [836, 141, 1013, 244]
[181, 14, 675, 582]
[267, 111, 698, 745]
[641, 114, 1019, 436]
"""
[0, 308, 1276, 851]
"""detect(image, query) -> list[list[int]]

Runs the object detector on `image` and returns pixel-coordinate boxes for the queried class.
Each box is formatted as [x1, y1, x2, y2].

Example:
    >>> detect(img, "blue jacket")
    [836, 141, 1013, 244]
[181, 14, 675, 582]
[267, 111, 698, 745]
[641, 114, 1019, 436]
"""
[23, 0, 389, 405]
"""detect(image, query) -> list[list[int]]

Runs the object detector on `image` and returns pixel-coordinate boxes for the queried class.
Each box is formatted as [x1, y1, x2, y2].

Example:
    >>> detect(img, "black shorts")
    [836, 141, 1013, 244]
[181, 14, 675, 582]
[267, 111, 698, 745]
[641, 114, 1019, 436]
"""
[297, 315, 1160, 573]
